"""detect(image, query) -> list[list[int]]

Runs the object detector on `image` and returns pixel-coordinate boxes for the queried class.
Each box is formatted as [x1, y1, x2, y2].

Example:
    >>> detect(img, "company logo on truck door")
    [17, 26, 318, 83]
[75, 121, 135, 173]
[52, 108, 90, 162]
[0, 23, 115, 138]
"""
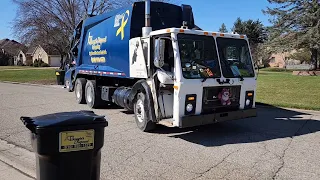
[114, 10, 130, 40]
[87, 32, 107, 63]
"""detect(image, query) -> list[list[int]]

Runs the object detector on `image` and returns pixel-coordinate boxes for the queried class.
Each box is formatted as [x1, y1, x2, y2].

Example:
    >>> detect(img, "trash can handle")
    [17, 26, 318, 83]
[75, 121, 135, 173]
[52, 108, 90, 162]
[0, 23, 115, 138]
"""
[93, 116, 106, 122]
[20, 117, 36, 134]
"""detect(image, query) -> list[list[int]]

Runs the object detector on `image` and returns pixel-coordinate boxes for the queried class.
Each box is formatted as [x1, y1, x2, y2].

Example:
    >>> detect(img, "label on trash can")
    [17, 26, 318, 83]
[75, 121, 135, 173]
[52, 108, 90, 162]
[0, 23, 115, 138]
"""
[56, 72, 60, 75]
[59, 129, 95, 153]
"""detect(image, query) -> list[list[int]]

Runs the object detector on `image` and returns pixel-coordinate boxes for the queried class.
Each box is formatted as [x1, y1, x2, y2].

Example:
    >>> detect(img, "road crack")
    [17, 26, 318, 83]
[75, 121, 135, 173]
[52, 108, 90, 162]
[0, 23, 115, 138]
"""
[191, 149, 240, 180]
[272, 118, 311, 180]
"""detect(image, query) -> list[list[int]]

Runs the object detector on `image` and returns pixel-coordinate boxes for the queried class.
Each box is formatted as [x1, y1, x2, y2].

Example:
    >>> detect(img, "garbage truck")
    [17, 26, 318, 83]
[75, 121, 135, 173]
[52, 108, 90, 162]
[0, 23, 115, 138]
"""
[64, 0, 257, 132]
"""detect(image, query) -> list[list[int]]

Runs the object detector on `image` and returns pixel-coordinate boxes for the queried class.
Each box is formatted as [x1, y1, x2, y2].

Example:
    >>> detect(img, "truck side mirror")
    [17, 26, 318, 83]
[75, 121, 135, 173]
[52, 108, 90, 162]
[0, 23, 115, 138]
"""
[154, 39, 165, 68]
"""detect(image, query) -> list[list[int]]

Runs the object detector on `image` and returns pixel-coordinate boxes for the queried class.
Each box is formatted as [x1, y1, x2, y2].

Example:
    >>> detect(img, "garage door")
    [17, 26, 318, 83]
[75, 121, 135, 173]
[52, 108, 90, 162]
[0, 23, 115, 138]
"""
[49, 56, 61, 67]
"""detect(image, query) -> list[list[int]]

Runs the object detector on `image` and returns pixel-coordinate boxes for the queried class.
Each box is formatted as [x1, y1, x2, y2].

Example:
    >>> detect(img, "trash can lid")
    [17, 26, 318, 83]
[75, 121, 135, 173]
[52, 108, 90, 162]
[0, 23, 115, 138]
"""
[21, 111, 107, 133]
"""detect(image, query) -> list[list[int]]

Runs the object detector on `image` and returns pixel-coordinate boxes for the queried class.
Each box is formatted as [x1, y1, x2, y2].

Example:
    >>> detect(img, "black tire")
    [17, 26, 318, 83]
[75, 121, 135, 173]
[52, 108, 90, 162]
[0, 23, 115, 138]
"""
[133, 92, 156, 132]
[74, 78, 86, 104]
[85, 80, 102, 108]
[66, 72, 75, 92]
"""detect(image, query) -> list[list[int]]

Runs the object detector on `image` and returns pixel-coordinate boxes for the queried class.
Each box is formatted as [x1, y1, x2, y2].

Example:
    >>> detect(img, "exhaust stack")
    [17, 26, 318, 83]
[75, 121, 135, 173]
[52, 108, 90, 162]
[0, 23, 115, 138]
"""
[142, 0, 152, 37]
[145, 0, 151, 27]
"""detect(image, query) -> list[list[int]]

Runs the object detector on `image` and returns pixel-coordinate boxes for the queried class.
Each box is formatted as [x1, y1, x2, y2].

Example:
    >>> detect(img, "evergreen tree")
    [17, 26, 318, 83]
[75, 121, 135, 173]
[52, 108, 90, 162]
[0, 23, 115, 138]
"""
[263, 0, 320, 69]
[232, 18, 267, 63]
[219, 23, 228, 33]
[232, 18, 267, 45]
[289, 49, 312, 64]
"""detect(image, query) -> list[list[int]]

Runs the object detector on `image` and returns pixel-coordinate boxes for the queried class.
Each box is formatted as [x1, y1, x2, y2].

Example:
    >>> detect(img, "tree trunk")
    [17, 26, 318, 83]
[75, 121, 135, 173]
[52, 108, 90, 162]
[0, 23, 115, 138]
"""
[318, 50, 320, 69]
[311, 49, 317, 70]
[60, 54, 64, 70]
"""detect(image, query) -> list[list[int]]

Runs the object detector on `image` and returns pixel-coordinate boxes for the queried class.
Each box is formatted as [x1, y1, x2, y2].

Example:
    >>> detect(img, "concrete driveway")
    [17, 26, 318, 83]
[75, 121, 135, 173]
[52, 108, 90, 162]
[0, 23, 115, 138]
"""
[0, 82, 319, 180]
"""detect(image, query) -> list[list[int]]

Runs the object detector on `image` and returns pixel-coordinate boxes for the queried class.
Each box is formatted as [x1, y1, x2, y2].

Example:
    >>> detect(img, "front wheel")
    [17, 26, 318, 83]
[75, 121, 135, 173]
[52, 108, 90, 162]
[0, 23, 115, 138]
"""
[133, 92, 156, 132]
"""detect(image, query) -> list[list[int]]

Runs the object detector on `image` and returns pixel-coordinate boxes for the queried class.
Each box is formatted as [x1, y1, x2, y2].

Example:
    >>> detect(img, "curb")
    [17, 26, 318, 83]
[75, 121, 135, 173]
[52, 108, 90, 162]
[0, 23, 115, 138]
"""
[0, 81, 65, 89]
[0, 139, 36, 179]
[256, 103, 320, 115]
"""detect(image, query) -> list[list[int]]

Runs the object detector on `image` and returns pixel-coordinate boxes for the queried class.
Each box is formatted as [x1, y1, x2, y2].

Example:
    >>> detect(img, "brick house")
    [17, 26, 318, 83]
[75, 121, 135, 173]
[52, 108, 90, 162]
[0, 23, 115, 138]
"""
[0, 39, 27, 66]
[268, 50, 301, 68]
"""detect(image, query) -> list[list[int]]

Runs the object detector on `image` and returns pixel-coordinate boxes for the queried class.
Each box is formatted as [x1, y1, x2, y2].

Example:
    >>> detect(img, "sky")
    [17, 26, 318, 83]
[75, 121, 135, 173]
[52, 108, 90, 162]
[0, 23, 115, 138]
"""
[0, 0, 17, 40]
[182, 0, 273, 32]
[0, 0, 273, 41]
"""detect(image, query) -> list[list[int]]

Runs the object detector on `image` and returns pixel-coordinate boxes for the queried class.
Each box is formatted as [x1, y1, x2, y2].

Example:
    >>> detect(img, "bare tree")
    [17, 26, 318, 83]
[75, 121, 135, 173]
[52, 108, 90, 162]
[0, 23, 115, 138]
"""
[12, 0, 118, 67]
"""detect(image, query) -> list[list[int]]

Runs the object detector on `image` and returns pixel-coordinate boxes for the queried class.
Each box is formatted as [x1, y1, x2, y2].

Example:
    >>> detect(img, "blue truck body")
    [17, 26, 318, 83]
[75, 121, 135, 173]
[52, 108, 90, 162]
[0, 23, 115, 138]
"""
[66, 2, 190, 83]
[76, 6, 133, 78]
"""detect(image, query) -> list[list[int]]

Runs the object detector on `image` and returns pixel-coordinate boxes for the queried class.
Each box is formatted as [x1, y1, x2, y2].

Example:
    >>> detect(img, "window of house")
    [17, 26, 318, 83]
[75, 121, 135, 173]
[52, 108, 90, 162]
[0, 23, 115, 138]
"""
[38, 54, 42, 62]
[270, 57, 275, 63]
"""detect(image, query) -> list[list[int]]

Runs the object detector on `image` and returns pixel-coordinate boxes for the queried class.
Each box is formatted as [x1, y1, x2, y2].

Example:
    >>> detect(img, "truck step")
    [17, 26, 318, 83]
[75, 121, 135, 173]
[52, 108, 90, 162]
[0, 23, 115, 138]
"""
[158, 118, 174, 127]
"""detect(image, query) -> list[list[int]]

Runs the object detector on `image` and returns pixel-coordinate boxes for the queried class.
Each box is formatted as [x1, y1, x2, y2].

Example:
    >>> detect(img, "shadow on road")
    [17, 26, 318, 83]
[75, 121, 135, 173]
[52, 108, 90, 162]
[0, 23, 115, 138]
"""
[154, 106, 320, 147]
[97, 103, 123, 110]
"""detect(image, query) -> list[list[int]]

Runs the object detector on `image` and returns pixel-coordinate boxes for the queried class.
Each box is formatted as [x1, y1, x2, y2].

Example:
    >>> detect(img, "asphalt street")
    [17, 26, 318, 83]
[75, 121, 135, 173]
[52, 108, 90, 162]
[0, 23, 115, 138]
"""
[0, 82, 320, 180]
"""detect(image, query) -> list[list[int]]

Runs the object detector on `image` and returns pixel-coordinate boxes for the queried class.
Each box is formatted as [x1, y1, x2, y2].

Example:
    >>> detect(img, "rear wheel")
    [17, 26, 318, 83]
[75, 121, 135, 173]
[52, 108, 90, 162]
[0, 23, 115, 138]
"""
[133, 92, 156, 132]
[75, 78, 86, 104]
[85, 80, 102, 108]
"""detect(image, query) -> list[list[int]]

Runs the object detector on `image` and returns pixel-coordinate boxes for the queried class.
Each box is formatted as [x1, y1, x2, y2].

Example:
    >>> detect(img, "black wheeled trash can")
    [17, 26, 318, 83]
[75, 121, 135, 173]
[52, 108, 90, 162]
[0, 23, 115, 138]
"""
[55, 69, 65, 85]
[21, 111, 108, 180]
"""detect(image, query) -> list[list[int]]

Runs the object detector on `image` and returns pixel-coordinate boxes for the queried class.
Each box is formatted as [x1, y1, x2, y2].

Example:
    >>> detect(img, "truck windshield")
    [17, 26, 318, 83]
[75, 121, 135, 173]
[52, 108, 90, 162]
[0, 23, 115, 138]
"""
[178, 34, 221, 79]
[216, 37, 254, 78]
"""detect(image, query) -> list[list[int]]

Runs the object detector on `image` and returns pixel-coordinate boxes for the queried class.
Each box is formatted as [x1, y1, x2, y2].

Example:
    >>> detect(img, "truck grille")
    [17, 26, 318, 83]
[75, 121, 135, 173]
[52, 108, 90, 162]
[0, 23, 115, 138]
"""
[202, 86, 241, 114]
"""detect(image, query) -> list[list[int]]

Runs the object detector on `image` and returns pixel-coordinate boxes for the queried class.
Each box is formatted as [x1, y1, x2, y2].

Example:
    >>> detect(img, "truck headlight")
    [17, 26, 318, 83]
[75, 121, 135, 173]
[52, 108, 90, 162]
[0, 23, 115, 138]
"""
[185, 94, 196, 115]
[245, 91, 254, 109]
[246, 99, 251, 106]
[186, 104, 193, 112]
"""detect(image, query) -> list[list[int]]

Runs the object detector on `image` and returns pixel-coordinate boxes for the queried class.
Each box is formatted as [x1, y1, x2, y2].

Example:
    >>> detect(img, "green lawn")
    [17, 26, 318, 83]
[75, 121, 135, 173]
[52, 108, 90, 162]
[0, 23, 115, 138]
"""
[0, 69, 56, 84]
[257, 70, 320, 110]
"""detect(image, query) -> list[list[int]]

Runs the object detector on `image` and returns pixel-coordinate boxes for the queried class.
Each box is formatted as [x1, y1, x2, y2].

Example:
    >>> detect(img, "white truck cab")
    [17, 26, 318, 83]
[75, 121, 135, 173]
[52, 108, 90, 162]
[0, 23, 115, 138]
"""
[129, 27, 257, 130]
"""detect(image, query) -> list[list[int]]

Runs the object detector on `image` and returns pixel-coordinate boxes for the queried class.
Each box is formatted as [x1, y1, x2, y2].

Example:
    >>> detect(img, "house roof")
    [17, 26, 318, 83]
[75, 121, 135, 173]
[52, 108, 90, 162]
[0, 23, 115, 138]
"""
[0, 39, 8, 46]
[26, 45, 60, 56]
[26, 46, 37, 55]
[0, 39, 27, 56]
[42, 45, 60, 56]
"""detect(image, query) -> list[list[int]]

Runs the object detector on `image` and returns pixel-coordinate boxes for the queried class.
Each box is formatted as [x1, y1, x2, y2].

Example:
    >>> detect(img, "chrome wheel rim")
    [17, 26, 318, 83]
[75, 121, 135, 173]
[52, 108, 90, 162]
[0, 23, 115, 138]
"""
[136, 99, 144, 123]
[76, 83, 81, 99]
[87, 86, 93, 103]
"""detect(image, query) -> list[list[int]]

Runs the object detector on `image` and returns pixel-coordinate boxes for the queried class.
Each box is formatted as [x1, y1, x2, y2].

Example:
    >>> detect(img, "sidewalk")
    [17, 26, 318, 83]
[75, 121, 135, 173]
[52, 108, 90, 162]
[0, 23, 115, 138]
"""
[0, 161, 34, 180]
[0, 139, 36, 180]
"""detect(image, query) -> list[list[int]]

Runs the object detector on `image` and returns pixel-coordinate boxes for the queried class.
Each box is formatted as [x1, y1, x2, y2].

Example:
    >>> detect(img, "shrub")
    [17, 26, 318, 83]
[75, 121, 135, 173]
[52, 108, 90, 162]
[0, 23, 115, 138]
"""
[33, 59, 49, 67]
[17, 60, 23, 66]
[39, 60, 45, 66]
[33, 59, 39, 67]
[40, 63, 50, 67]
